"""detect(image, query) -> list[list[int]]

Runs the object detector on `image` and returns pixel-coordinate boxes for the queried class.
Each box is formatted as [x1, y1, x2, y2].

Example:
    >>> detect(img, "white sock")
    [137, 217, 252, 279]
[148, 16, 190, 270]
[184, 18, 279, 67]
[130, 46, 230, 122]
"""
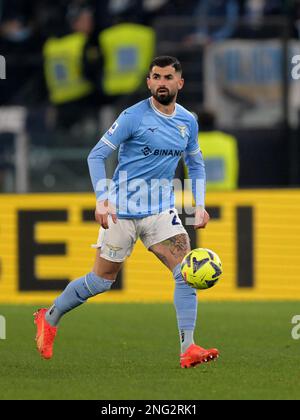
[180, 330, 195, 354]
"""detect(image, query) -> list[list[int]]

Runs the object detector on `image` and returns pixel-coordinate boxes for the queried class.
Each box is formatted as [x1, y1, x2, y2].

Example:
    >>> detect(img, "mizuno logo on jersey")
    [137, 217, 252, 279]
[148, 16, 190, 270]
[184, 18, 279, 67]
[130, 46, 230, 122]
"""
[142, 147, 182, 157]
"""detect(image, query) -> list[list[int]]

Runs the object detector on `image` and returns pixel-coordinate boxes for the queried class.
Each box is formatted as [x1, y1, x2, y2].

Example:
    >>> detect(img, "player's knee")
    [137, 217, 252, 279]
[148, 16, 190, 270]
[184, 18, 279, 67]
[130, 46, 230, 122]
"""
[93, 253, 122, 280]
[93, 265, 121, 281]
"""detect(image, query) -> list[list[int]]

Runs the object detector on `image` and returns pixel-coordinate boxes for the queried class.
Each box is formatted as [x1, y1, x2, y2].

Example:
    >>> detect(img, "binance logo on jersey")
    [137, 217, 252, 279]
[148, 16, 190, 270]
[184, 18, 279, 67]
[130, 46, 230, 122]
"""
[154, 149, 182, 157]
[142, 147, 182, 158]
[142, 147, 153, 156]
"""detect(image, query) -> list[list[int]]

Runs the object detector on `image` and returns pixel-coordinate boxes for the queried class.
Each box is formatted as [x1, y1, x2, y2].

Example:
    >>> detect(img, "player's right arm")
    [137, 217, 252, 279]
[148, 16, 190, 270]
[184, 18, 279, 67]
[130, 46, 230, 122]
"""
[87, 110, 135, 229]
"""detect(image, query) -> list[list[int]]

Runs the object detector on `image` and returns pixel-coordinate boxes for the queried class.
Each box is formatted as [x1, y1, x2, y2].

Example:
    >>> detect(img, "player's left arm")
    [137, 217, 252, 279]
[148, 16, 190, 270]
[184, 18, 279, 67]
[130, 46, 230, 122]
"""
[184, 117, 210, 230]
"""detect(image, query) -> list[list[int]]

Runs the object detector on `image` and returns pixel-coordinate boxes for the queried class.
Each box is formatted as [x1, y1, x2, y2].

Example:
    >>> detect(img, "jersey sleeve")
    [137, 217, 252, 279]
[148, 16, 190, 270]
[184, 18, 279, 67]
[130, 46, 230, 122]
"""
[184, 117, 206, 207]
[87, 109, 138, 201]
[100, 109, 137, 151]
[186, 117, 201, 156]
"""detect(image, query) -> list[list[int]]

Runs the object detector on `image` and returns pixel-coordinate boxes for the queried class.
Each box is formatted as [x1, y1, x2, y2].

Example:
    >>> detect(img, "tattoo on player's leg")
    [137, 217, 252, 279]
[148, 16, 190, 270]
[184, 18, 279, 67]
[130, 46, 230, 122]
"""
[150, 235, 191, 270]
[160, 234, 191, 259]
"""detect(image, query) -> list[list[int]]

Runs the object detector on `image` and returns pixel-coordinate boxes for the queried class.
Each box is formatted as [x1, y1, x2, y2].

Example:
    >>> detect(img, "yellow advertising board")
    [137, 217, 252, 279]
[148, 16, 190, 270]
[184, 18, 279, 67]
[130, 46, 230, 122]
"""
[0, 190, 299, 304]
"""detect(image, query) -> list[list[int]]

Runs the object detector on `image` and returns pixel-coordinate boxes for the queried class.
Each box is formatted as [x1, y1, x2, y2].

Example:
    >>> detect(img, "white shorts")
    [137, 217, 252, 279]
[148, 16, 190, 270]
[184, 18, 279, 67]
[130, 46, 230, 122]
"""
[93, 208, 188, 263]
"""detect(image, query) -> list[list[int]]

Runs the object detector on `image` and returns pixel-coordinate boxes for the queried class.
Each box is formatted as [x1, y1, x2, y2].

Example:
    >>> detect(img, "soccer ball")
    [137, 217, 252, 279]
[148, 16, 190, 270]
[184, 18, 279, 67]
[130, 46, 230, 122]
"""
[181, 248, 223, 290]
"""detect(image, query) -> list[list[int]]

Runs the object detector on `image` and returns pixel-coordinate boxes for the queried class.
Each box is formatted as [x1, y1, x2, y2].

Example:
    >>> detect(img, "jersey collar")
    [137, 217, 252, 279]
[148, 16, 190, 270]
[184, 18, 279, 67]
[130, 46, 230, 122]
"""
[149, 98, 177, 119]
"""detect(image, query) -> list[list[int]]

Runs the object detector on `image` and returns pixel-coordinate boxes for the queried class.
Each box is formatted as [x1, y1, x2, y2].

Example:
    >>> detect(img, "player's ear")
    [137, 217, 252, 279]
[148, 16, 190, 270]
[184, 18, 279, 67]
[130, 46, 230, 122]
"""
[178, 77, 184, 91]
[146, 76, 151, 90]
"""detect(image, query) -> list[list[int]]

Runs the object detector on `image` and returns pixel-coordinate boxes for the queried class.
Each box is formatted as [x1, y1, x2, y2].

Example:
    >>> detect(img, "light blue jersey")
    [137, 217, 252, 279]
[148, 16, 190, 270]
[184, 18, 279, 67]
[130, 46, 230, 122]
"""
[88, 98, 206, 219]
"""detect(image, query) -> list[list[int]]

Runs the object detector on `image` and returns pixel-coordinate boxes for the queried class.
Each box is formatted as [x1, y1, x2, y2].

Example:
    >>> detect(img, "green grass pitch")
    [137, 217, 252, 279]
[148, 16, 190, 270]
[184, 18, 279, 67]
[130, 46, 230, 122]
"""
[0, 302, 300, 400]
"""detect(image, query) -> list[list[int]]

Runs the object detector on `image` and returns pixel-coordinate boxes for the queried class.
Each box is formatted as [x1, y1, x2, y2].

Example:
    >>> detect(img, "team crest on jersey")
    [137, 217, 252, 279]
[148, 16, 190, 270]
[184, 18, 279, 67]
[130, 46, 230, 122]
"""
[108, 122, 119, 137]
[177, 125, 187, 139]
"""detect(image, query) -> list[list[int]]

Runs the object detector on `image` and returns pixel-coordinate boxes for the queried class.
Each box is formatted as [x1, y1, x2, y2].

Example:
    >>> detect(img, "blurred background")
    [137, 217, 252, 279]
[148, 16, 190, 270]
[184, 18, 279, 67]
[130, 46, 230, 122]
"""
[1, 0, 300, 193]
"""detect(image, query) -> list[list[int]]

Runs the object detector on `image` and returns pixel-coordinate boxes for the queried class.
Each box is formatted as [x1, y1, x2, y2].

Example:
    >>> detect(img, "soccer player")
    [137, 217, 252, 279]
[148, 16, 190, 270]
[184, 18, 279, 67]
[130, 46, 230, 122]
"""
[34, 56, 219, 368]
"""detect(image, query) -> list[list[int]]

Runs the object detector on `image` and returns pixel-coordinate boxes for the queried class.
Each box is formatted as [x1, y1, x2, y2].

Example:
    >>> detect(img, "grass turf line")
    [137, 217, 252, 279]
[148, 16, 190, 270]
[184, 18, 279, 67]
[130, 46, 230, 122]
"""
[0, 302, 300, 400]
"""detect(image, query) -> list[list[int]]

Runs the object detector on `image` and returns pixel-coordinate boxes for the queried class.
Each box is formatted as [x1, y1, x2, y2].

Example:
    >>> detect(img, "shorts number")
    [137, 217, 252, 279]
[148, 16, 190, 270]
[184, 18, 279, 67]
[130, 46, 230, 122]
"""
[170, 210, 180, 226]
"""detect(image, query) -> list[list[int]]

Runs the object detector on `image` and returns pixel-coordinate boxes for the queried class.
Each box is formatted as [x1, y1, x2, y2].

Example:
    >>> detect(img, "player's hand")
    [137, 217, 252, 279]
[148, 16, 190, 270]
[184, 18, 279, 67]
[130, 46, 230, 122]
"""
[95, 200, 117, 230]
[194, 206, 210, 230]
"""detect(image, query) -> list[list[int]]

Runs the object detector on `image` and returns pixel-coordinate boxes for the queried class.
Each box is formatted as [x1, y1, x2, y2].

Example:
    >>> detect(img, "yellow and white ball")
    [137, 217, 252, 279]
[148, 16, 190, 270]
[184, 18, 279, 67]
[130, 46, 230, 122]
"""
[181, 248, 223, 290]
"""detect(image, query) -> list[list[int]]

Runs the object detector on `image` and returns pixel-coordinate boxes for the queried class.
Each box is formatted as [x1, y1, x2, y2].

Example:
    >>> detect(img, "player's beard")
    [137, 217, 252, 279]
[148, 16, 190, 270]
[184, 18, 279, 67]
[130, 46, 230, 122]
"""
[153, 88, 177, 106]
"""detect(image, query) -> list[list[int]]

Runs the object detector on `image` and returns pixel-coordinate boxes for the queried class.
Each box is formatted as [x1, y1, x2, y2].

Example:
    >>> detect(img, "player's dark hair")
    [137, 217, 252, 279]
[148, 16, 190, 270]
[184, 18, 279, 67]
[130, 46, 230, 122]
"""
[149, 56, 183, 75]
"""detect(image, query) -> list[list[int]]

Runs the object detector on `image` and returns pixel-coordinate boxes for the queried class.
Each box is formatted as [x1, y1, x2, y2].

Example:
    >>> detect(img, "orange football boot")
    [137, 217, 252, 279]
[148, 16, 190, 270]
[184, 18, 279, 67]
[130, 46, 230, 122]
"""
[180, 344, 219, 368]
[34, 308, 57, 360]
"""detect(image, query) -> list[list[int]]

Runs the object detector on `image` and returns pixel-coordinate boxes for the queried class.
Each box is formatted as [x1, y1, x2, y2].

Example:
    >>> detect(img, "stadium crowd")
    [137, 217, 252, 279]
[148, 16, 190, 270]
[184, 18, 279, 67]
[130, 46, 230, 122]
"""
[0, 0, 298, 107]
